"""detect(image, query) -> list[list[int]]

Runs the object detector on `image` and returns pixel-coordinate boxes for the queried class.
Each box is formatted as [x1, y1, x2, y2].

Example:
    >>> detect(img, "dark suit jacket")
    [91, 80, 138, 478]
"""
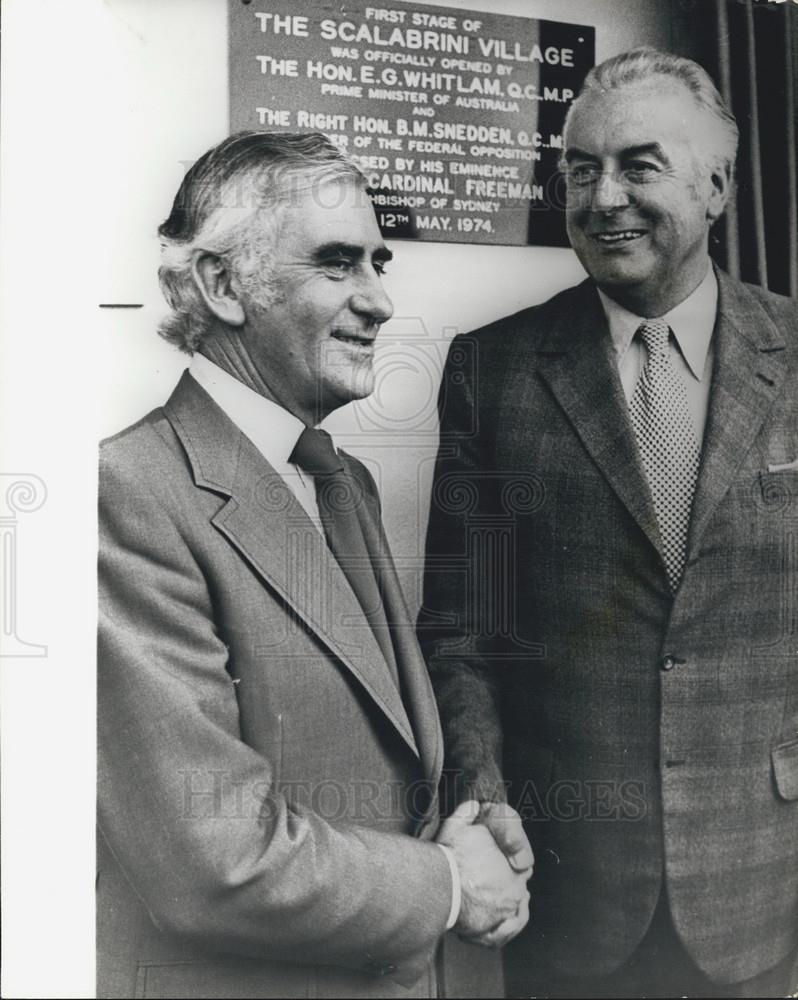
[420, 269, 798, 985]
[98, 372, 453, 999]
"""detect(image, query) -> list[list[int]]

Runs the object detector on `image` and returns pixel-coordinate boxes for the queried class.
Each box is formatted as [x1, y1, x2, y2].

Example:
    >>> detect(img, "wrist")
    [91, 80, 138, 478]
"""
[436, 843, 461, 930]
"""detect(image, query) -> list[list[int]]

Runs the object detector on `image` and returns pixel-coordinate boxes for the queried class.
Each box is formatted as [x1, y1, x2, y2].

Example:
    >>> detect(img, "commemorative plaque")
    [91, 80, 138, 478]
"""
[230, 1, 595, 245]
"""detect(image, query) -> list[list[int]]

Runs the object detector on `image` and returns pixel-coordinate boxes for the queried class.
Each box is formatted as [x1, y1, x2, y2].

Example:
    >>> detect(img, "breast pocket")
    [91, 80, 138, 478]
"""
[757, 470, 798, 514]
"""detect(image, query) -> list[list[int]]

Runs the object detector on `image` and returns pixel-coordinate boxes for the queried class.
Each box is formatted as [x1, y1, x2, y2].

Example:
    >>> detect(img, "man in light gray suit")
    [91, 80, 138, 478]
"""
[98, 132, 532, 999]
[421, 49, 798, 998]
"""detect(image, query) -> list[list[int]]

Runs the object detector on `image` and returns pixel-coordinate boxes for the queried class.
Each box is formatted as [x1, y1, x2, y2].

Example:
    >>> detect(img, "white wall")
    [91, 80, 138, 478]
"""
[99, 0, 674, 609]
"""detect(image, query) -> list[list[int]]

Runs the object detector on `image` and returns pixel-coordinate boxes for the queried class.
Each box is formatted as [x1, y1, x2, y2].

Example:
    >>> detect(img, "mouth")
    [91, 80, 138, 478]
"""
[589, 229, 646, 246]
[330, 329, 376, 347]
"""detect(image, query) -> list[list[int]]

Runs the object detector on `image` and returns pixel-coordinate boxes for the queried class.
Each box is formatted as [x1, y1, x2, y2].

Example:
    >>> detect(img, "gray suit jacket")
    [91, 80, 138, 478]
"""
[98, 373, 452, 999]
[420, 268, 798, 985]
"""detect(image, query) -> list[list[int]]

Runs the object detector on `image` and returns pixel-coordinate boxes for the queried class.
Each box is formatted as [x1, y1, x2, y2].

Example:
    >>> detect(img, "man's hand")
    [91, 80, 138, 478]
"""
[436, 800, 531, 948]
[479, 801, 534, 877]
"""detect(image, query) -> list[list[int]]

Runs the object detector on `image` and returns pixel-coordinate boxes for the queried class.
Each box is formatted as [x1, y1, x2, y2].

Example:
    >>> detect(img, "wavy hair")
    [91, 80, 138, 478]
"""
[157, 131, 364, 353]
[563, 48, 739, 179]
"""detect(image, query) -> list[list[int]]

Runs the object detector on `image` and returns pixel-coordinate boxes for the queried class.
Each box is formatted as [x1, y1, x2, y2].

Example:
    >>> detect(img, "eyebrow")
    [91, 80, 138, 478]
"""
[315, 241, 394, 264]
[621, 142, 667, 161]
[564, 142, 668, 163]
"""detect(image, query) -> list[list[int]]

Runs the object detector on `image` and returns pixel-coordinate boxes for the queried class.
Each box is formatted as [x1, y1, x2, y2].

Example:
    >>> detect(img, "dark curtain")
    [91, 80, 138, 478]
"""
[680, 0, 797, 297]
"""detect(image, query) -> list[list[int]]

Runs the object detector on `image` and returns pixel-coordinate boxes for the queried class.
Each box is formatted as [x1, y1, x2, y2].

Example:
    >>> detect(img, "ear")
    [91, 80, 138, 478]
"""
[706, 162, 732, 223]
[191, 252, 246, 327]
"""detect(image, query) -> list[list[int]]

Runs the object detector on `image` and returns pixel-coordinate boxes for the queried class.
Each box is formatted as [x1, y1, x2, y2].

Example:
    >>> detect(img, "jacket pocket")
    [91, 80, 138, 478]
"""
[758, 469, 798, 512]
[135, 958, 312, 999]
[772, 738, 798, 800]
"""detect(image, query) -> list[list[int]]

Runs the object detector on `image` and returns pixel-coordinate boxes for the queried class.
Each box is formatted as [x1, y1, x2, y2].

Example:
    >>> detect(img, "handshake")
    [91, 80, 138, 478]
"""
[436, 800, 533, 948]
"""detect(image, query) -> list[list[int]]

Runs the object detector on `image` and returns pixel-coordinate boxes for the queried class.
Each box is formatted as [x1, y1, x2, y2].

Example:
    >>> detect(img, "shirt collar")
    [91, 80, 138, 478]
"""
[188, 353, 327, 470]
[597, 263, 718, 382]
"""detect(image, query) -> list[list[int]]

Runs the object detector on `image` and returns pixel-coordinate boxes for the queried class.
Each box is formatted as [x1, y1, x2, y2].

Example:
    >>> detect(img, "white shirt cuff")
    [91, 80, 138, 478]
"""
[436, 843, 461, 930]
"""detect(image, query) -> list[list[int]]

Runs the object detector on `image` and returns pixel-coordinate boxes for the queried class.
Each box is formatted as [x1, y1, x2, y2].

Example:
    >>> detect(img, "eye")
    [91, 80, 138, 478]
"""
[566, 163, 601, 186]
[623, 161, 659, 182]
[322, 256, 356, 277]
[373, 258, 388, 277]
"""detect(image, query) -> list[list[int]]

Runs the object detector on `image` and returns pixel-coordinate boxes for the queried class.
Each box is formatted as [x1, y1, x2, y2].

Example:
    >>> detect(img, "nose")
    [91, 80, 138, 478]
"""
[592, 169, 632, 211]
[350, 269, 394, 324]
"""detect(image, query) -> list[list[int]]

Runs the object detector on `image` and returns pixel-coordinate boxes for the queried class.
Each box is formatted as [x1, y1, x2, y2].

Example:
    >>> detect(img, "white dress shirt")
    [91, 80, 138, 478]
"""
[598, 263, 718, 446]
[189, 353, 324, 529]
[188, 353, 462, 928]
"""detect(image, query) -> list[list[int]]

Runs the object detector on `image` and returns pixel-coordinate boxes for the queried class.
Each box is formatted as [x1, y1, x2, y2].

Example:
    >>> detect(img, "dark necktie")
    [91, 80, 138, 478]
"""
[289, 427, 400, 684]
[629, 320, 701, 592]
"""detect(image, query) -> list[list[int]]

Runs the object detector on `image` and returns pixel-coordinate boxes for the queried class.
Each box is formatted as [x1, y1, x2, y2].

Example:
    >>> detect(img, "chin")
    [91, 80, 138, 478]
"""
[356, 379, 376, 402]
[585, 255, 650, 289]
[332, 373, 375, 406]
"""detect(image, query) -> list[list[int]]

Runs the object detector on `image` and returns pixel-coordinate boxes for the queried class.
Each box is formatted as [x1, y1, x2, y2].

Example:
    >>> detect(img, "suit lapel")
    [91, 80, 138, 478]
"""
[686, 269, 791, 558]
[164, 373, 419, 759]
[353, 471, 443, 788]
[531, 281, 663, 559]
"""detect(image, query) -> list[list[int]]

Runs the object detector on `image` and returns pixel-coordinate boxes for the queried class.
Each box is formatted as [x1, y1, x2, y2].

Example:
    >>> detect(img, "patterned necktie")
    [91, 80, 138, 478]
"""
[629, 320, 700, 592]
[289, 427, 399, 684]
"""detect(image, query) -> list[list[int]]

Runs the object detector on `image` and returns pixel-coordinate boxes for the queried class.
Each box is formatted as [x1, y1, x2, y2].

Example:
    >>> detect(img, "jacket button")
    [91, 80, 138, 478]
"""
[661, 654, 676, 671]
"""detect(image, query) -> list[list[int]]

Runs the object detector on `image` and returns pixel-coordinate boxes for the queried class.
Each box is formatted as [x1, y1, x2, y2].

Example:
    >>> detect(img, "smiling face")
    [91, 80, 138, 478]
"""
[236, 175, 394, 424]
[564, 81, 729, 316]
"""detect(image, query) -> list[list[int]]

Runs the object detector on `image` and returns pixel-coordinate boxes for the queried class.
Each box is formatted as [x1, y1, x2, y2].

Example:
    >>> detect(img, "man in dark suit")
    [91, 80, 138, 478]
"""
[420, 49, 798, 998]
[98, 132, 533, 1000]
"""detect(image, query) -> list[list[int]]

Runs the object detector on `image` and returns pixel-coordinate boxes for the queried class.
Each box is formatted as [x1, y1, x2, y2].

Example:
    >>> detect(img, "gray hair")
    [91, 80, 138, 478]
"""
[563, 47, 739, 178]
[157, 131, 365, 353]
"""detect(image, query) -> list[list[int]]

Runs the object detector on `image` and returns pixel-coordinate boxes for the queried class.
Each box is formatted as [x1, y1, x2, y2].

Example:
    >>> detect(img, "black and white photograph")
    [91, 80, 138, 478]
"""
[1, 1, 797, 997]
